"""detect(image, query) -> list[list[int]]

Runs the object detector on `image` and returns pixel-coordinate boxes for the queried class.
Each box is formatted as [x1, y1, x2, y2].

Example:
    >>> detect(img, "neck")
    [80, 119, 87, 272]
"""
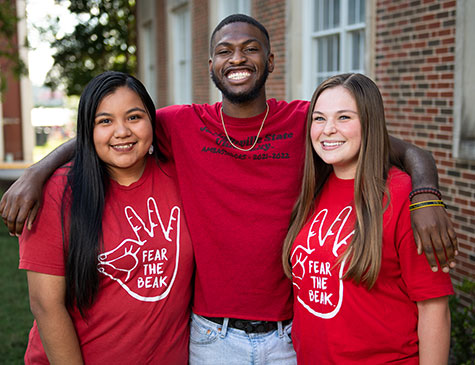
[108, 158, 147, 186]
[221, 93, 268, 118]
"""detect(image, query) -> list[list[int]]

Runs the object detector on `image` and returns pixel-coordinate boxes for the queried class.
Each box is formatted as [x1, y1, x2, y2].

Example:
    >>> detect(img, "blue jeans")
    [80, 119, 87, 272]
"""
[189, 313, 296, 364]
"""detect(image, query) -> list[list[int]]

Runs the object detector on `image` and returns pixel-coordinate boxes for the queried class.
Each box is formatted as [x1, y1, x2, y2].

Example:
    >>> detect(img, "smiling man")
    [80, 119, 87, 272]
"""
[0, 14, 457, 365]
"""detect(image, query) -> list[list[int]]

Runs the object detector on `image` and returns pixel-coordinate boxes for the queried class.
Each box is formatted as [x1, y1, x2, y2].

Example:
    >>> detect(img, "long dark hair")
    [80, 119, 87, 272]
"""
[62, 71, 162, 315]
[283, 73, 398, 288]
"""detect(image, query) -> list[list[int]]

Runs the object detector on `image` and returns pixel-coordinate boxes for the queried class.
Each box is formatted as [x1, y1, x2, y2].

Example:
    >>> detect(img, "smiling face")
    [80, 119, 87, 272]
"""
[209, 22, 274, 104]
[310, 86, 362, 179]
[93, 86, 153, 185]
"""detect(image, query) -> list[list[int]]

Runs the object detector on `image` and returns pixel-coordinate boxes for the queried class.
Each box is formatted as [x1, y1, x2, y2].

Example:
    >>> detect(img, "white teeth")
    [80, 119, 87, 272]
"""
[112, 143, 134, 150]
[322, 141, 344, 147]
[227, 71, 250, 80]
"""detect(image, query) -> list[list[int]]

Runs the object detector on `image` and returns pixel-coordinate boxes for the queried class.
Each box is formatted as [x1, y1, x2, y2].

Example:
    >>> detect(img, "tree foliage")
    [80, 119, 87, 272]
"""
[0, 0, 27, 94]
[44, 0, 136, 96]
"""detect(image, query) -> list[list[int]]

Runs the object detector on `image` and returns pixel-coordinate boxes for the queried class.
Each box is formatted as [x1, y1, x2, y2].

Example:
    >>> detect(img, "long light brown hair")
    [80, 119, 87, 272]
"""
[283, 73, 397, 289]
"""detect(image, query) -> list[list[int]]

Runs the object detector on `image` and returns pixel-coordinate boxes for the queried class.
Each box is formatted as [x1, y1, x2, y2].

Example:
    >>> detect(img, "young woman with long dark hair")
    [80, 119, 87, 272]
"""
[19, 71, 193, 364]
[283, 73, 453, 364]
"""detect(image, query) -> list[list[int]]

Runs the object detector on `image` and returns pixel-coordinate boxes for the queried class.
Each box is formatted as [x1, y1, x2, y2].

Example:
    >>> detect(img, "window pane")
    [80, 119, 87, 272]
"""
[328, 34, 340, 71]
[348, 0, 365, 24]
[348, 0, 355, 24]
[359, 0, 365, 24]
[219, 0, 251, 18]
[314, 0, 340, 31]
[350, 29, 364, 71]
[317, 38, 325, 72]
[323, 0, 329, 29]
[333, 0, 340, 27]
[315, 34, 340, 73]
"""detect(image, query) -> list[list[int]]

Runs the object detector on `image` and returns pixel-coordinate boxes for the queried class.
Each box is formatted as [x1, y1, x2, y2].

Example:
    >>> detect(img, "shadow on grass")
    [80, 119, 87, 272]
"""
[0, 190, 33, 364]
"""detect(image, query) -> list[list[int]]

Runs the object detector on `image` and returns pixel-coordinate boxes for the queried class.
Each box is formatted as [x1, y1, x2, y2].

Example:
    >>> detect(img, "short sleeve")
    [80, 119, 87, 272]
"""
[19, 171, 69, 276]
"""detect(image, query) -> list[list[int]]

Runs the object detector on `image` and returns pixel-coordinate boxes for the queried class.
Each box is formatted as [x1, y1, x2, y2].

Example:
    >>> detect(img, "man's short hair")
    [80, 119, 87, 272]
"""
[209, 14, 271, 56]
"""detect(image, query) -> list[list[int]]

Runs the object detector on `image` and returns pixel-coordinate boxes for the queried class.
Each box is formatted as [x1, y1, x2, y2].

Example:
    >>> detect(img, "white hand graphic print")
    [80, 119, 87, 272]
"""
[291, 206, 354, 318]
[97, 197, 181, 302]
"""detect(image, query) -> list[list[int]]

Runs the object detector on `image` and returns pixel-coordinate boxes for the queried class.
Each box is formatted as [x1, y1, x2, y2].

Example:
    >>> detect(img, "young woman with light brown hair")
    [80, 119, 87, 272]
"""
[283, 73, 453, 364]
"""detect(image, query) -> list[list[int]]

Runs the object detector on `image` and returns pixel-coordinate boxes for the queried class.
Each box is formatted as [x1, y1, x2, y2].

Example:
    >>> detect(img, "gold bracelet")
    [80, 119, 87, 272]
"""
[409, 199, 444, 207]
[409, 203, 447, 212]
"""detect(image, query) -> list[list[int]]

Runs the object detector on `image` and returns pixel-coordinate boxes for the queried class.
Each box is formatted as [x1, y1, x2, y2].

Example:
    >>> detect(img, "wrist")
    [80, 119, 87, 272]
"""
[409, 187, 442, 201]
[410, 193, 442, 204]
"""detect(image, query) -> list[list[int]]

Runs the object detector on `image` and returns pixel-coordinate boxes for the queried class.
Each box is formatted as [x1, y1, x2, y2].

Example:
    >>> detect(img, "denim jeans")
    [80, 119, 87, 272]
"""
[189, 313, 296, 365]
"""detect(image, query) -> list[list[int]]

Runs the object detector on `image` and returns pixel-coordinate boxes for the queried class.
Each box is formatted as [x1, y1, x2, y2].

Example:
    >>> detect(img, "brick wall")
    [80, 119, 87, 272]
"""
[375, 0, 474, 302]
[191, 0, 210, 103]
[254, 0, 287, 101]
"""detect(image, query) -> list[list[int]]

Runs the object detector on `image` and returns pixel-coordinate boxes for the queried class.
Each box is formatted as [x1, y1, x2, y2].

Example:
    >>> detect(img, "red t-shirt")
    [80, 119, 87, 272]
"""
[291, 169, 454, 364]
[19, 158, 194, 364]
[156, 99, 308, 320]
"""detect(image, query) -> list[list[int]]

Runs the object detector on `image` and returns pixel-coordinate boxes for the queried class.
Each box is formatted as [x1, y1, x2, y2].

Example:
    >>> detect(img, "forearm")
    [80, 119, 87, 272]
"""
[417, 297, 451, 365]
[389, 135, 438, 189]
[27, 138, 76, 183]
[35, 307, 83, 364]
[27, 271, 83, 364]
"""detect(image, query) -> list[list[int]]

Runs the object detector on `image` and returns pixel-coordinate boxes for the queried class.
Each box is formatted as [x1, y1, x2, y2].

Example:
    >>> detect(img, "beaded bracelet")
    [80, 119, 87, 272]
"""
[409, 187, 442, 201]
[409, 199, 447, 212]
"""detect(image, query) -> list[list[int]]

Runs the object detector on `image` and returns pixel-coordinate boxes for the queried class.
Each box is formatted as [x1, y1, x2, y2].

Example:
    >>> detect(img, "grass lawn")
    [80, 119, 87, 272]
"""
[0, 197, 33, 363]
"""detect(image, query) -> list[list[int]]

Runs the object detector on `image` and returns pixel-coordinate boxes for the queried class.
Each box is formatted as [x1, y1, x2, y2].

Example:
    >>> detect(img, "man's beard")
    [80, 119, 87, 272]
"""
[211, 63, 269, 104]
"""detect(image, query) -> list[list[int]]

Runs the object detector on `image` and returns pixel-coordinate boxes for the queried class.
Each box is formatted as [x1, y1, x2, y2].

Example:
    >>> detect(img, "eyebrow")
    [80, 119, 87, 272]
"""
[312, 109, 358, 115]
[95, 107, 146, 118]
[214, 38, 262, 50]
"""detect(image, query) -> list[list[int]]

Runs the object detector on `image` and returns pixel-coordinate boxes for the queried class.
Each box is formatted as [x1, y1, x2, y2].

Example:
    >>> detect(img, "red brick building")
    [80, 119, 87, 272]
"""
[136, 0, 474, 300]
[0, 0, 33, 163]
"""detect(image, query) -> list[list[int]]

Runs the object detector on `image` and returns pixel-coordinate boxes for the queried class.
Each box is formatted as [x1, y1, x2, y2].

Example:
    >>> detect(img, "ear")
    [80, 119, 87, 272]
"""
[208, 58, 213, 75]
[267, 52, 275, 74]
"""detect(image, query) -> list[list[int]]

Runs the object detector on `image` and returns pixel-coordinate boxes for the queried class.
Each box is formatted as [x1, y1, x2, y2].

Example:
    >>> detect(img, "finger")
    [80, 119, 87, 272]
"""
[165, 206, 180, 243]
[0, 196, 6, 216]
[26, 202, 41, 231]
[447, 227, 458, 268]
[430, 231, 451, 272]
[14, 202, 36, 236]
[418, 230, 439, 272]
[146, 197, 165, 236]
[413, 231, 423, 256]
[124, 206, 149, 243]
[449, 229, 458, 254]
[439, 230, 455, 272]
[5, 203, 21, 236]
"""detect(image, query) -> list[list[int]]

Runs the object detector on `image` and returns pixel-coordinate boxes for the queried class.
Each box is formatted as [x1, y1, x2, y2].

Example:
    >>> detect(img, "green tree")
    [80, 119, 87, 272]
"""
[0, 0, 27, 94]
[44, 0, 136, 96]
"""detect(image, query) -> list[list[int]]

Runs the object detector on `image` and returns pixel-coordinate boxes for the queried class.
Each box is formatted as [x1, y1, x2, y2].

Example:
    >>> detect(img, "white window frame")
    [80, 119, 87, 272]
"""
[302, 0, 366, 97]
[171, 5, 192, 104]
[454, 0, 475, 160]
[136, 0, 157, 102]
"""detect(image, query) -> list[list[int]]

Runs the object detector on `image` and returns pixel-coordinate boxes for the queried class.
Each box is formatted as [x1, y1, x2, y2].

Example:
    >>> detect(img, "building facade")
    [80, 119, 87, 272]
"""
[0, 0, 33, 163]
[136, 0, 474, 301]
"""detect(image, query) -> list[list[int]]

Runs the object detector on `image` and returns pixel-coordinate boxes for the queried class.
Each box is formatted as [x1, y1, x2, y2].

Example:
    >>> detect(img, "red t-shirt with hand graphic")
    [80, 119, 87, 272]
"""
[19, 158, 194, 364]
[291, 168, 453, 364]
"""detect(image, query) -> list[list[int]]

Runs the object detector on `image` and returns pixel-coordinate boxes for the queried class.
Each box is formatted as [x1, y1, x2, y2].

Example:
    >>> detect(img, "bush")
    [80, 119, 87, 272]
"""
[449, 279, 475, 365]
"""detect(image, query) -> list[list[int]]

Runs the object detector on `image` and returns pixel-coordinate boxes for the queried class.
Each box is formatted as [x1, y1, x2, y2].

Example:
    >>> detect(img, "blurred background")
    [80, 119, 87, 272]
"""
[0, 0, 473, 363]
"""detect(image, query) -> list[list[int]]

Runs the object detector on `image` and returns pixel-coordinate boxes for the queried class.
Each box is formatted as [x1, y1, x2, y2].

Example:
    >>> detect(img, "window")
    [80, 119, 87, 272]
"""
[136, 0, 157, 101]
[172, 5, 192, 104]
[302, 0, 366, 96]
[454, 0, 475, 159]
[218, 0, 251, 19]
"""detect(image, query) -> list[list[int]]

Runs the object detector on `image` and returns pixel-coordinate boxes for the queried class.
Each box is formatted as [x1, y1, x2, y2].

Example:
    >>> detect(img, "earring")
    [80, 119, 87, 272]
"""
[148, 145, 154, 155]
